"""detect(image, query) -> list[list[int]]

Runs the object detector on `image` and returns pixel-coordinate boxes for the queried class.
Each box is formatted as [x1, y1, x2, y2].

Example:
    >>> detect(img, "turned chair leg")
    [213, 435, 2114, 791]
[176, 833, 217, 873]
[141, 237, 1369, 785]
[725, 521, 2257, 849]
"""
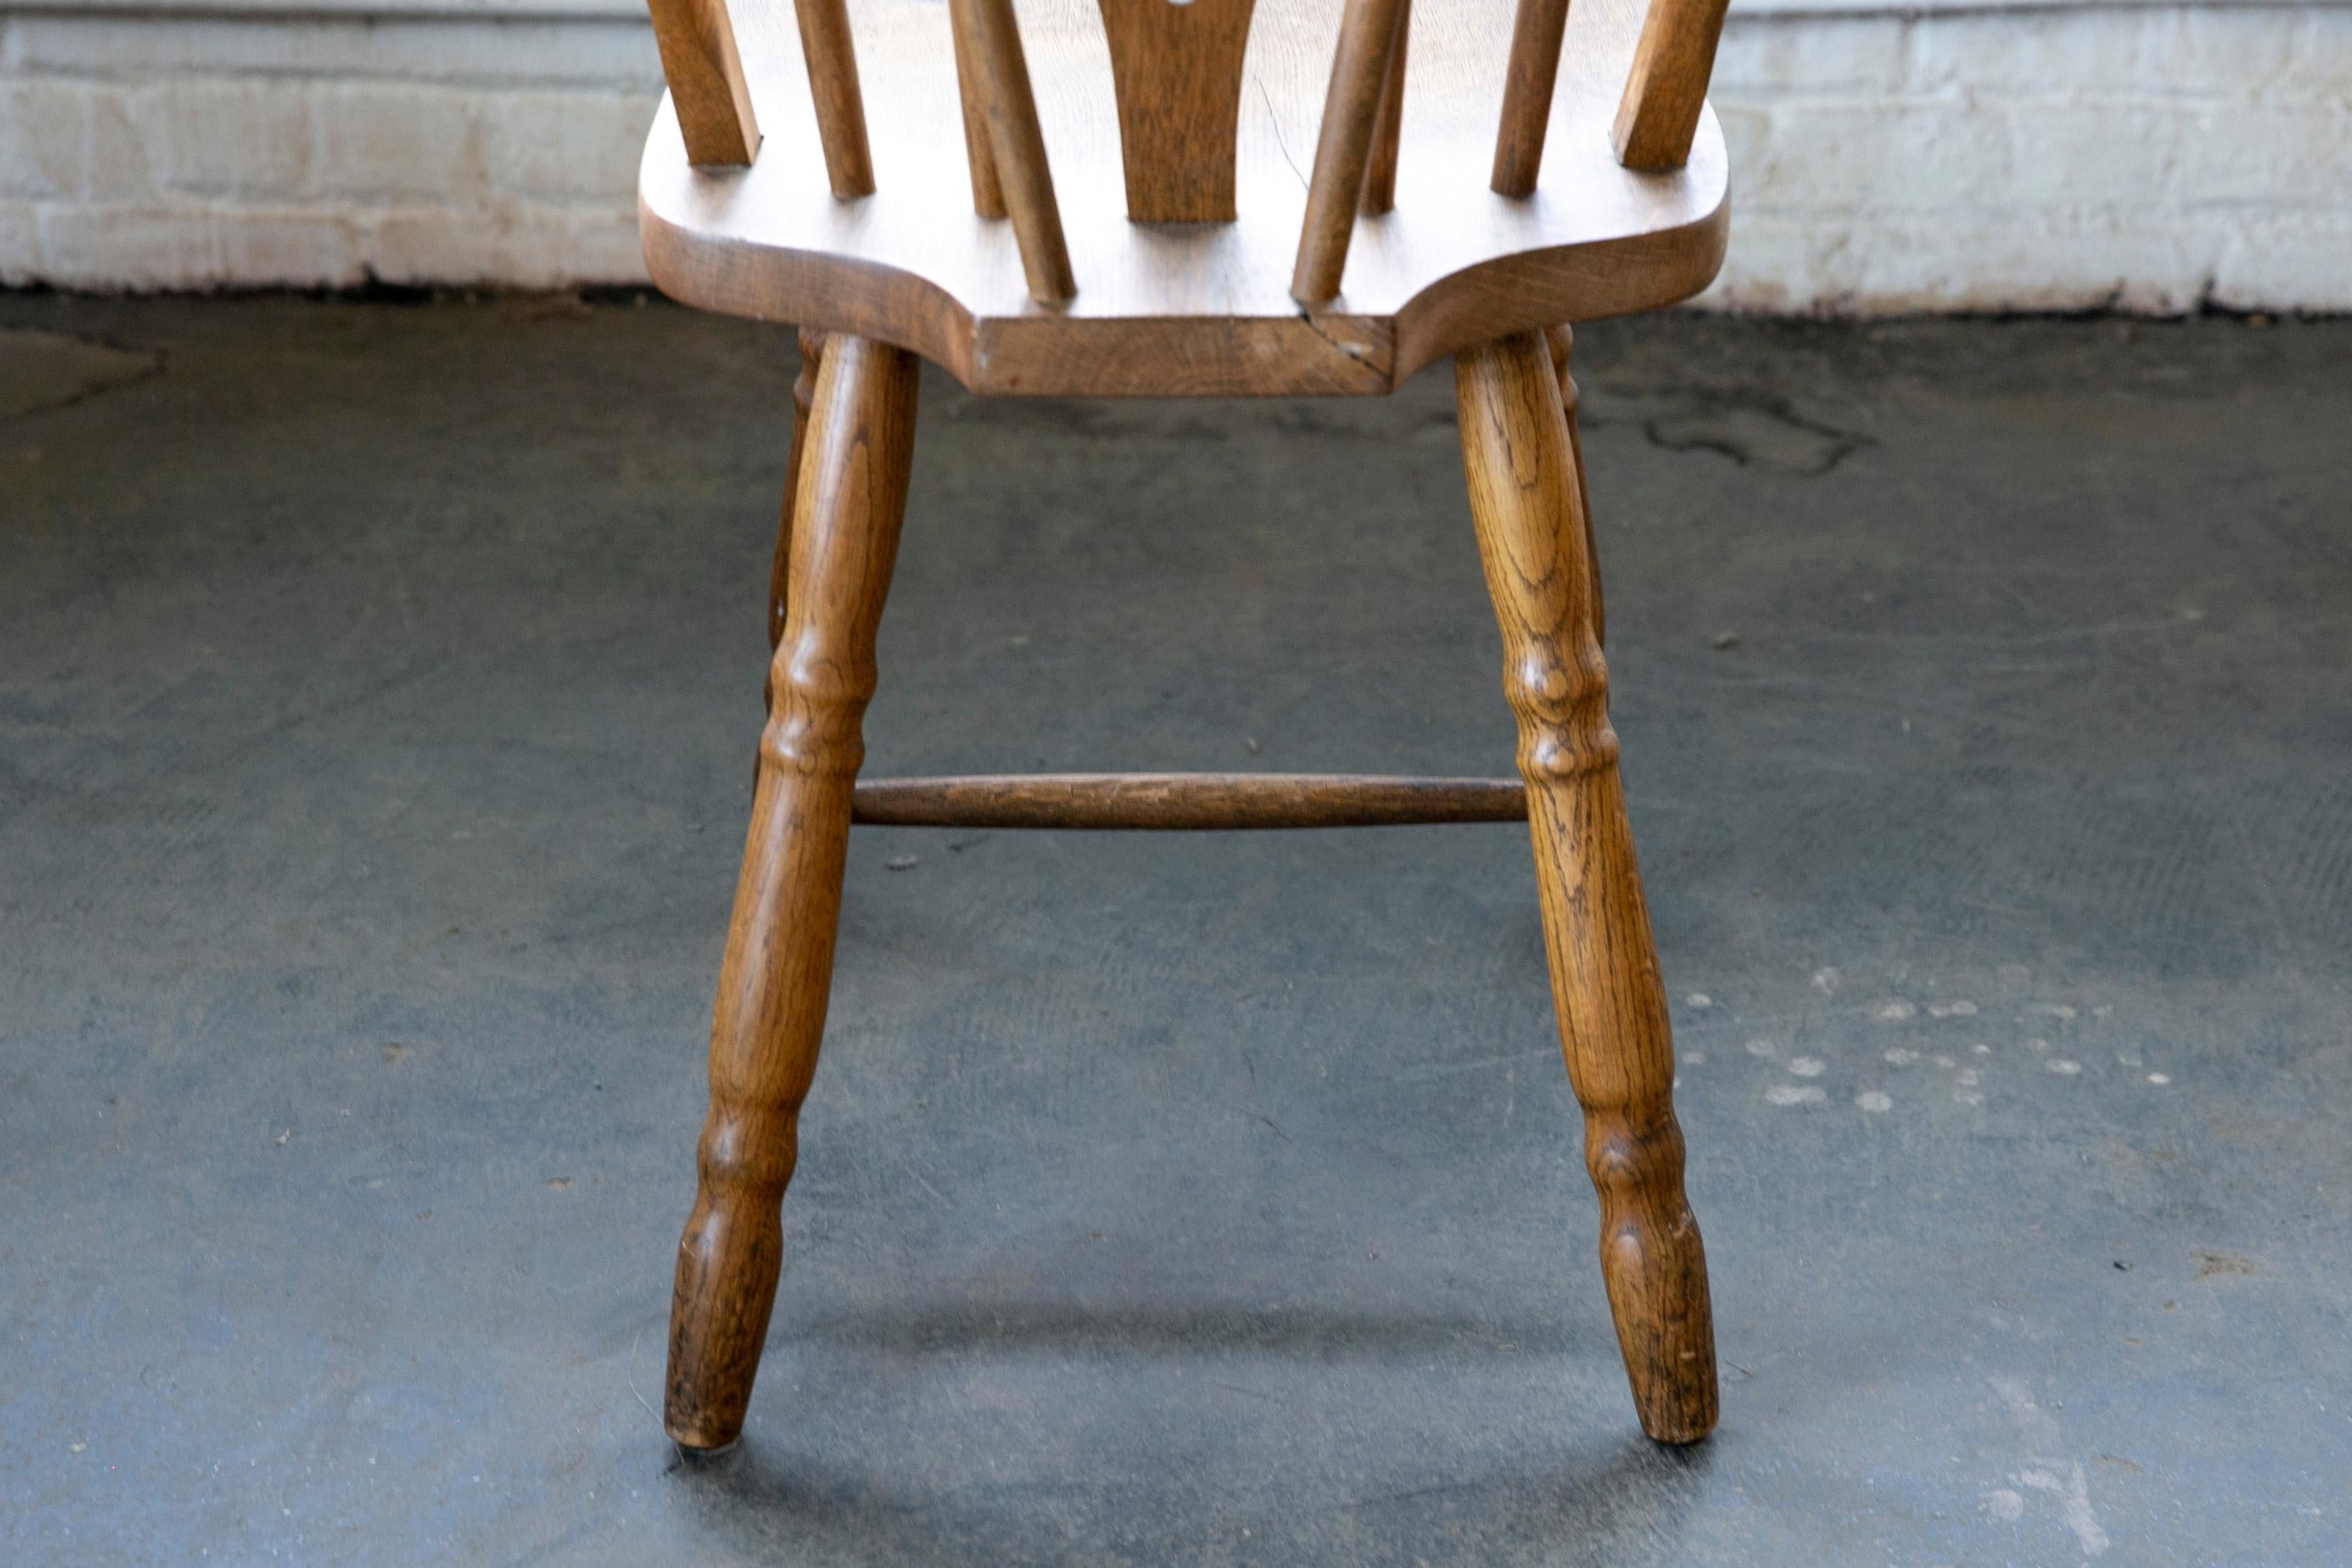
[1544, 324, 1604, 649]
[763, 329, 828, 709]
[666, 333, 920, 1450]
[1456, 329, 1718, 1444]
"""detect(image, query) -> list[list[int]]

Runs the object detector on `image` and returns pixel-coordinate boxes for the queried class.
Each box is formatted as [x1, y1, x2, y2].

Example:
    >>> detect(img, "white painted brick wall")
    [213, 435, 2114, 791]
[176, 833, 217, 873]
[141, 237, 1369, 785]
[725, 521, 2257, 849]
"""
[1, 0, 2346, 310]
[1707, 5, 2352, 312]
[0, 10, 661, 287]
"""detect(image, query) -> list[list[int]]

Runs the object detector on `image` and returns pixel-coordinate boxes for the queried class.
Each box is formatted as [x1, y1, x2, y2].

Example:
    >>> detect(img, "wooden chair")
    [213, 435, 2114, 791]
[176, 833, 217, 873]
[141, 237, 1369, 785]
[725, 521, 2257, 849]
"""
[639, 0, 1733, 1452]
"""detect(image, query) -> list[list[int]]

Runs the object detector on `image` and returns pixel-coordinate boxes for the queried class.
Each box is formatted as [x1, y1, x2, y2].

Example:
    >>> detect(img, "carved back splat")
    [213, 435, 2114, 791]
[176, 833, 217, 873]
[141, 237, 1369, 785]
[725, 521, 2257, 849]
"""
[1096, 0, 1258, 223]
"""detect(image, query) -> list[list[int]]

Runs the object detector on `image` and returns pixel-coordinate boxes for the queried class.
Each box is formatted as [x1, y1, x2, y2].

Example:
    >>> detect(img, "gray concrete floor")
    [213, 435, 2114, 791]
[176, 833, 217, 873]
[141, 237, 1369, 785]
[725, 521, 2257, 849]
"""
[2, 296, 2346, 1567]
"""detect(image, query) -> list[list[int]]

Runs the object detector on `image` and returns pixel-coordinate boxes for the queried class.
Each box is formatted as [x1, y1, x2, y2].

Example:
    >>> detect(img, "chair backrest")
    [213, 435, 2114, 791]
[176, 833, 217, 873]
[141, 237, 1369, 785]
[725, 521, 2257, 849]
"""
[645, 0, 1732, 307]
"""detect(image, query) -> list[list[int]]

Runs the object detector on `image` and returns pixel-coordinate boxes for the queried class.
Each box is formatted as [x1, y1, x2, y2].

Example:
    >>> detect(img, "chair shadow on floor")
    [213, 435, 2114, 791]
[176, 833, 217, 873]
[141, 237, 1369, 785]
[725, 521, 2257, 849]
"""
[663, 1296, 1718, 1566]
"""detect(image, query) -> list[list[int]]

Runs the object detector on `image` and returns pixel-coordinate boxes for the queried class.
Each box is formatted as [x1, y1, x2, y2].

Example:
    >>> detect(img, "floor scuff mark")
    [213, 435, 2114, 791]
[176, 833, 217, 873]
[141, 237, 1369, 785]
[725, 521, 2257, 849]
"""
[1988, 1374, 2112, 1557]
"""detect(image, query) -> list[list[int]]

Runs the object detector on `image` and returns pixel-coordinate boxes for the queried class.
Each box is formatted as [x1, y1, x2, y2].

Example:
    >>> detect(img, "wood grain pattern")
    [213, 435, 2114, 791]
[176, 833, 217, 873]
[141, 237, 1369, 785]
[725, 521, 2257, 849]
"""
[645, 0, 759, 166]
[639, 0, 1728, 395]
[758, 328, 826, 755]
[1097, 0, 1257, 222]
[1544, 321, 1602, 648]
[1491, 0, 1571, 196]
[767, 328, 827, 668]
[1611, 0, 1730, 170]
[954, 0, 1077, 302]
[796, 0, 876, 196]
[850, 773, 1526, 829]
[665, 334, 920, 1451]
[950, 0, 1008, 217]
[1456, 330, 1717, 1445]
[1357, 0, 1408, 216]
[1291, 0, 1411, 303]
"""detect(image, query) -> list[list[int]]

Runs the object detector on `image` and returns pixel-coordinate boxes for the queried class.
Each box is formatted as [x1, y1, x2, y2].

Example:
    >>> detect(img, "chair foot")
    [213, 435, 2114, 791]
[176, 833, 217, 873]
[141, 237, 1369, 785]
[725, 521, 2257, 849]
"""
[1456, 328, 1719, 1445]
[663, 333, 920, 1448]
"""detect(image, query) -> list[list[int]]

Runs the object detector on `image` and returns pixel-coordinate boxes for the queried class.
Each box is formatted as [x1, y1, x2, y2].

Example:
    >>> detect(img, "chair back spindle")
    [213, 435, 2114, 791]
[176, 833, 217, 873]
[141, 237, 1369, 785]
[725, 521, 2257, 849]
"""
[1291, 0, 1410, 304]
[1490, 0, 1568, 196]
[1611, 0, 1732, 170]
[647, 0, 760, 167]
[1356, 0, 1409, 217]
[797, 0, 877, 196]
[952, 0, 1078, 303]
[950, 2, 1009, 217]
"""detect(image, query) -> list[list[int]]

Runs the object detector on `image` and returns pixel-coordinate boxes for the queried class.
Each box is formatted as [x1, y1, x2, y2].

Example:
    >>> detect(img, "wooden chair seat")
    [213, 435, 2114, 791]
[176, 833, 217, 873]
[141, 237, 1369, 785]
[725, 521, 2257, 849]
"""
[639, 0, 1728, 396]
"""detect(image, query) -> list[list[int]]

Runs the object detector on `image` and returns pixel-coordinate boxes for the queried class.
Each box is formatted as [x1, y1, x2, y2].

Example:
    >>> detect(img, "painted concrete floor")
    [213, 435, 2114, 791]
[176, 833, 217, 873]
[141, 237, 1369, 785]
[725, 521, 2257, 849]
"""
[1, 298, 2346, 1567]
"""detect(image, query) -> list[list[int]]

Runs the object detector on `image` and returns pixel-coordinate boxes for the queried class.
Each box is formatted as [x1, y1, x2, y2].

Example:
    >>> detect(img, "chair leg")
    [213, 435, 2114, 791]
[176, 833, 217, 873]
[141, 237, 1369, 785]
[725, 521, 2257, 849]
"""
[665, 333, 920, 1450]
[1544, 324, 1604, 649]
[762, 329, 828, 728]
[1456, 330, 1718, 1445]
[767, 329, 828, 665]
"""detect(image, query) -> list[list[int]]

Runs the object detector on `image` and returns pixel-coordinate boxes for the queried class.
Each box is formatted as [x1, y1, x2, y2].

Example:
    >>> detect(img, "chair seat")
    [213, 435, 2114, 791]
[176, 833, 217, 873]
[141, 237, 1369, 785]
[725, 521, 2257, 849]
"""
[639, 0, 1729, 397]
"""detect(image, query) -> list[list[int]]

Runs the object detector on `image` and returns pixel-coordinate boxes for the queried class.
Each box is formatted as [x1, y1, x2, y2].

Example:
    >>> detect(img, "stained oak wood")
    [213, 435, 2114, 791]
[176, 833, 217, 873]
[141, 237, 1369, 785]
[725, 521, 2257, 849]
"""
[639, 0, 1729, 397]
[1544, 321, 1603, 648]
[1456, 330, 1718, 1444]
[1611, 0, 1730, 170]
[950, 0, 1008, 217]
[796, 0, 877, 196]
[1291, 0, 1410, 302]
[1357, 0, 1407, 215]
[645, 0, 759, 166]
[767, 328, 826, 665]
[1098, 0, 1257, 222]
[758, 328, 825, 743]
[665, 334, 920, 1451]
[850, 773, 1526, 829]
[1491, 0, 1571, 196]
[953, 0, 1077, 302]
